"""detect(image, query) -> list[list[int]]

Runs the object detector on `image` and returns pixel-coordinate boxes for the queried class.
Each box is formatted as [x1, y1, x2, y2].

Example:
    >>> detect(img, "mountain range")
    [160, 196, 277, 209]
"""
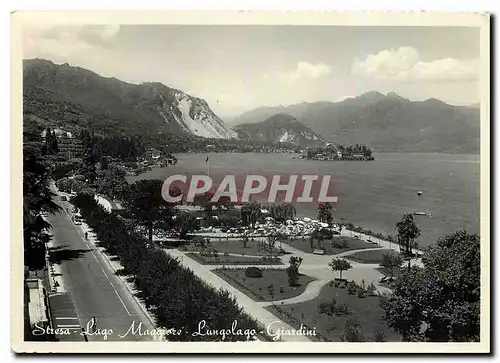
[23, 59, 236, 139]
[230, 91, 480, 153]
[233, 114, 324, 146]
[23, 59, 480, 153]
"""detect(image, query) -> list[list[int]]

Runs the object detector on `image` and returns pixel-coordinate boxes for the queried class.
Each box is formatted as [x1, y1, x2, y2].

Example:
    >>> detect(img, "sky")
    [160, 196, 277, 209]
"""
[22, 24, 481, 118]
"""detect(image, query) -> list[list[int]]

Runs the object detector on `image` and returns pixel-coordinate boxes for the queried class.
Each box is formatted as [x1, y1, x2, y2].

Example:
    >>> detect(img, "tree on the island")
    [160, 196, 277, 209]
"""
[317, 202, 334, 225]
[396, 214, 421, 270]
[240, 202, 261, 228]
[286, 256, 303, 286]
[329, 258, 352, 280]
[379, 252, 403, 281]
[125, 179, 176, 241]
[381, 230, 480, 342]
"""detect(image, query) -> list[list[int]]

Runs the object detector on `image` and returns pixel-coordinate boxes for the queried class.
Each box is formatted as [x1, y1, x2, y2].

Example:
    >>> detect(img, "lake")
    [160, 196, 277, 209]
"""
[127, 152, 480, 248]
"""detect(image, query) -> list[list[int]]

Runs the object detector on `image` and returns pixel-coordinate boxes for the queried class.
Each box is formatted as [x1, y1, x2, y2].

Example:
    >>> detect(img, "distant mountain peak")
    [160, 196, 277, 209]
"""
[386, 92, 407, 100]
[233, 113, 324, 146]
[23, 58, 237, 140]
[357, 91, 386, 103]
[230, 92, 479, 154]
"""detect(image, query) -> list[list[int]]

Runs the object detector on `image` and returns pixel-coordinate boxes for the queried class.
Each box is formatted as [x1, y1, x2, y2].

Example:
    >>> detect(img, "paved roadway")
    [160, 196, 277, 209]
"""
[46, 194, 155, 341]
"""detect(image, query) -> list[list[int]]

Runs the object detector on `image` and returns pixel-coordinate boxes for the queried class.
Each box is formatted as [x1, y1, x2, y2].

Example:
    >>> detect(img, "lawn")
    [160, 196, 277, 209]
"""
[185, 253, 283, 265]
[346, 249, 400, 264]
[285, 236, 380, 255]
[265, 283, 401, 342]
[213, 268, 315, 302]
[183, 239, 284, 257]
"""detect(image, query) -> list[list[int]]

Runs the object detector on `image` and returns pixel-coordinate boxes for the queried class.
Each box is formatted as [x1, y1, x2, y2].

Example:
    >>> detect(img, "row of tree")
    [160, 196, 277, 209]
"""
[71, 193, 265, 341]
[23, 124, 61, 269]
[328, 228, 480, 342]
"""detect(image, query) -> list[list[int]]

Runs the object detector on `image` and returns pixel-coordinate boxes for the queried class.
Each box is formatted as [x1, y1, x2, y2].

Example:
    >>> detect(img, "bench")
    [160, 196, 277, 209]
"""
[313, 249, 325, 255]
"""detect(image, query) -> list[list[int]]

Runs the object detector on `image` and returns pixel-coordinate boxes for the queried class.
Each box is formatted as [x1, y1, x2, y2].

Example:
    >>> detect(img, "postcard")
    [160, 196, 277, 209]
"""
[11, 10, 490, 353]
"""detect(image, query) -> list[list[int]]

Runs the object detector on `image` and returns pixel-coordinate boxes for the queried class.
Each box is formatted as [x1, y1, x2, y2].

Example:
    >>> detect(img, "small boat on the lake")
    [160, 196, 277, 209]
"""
[414, 212, 432, 218]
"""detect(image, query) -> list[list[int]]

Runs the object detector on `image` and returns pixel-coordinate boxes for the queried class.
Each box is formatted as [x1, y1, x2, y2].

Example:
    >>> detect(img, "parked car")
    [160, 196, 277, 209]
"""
[73, 217, 82, 225]
[61, 196, 68, 201]
[72, 207, 79, 213]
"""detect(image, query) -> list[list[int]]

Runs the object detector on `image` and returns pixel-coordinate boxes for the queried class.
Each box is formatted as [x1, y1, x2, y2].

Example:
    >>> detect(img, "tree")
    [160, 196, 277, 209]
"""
[125, 179, 176, 241]
[268, 203, 296, 223]
[329, 258, 352, 280]
[23, 136, 61, 269]
[381, 231, 480, 342]
[396, 213, 421, 256]
[174, 212, 198, 239]
[311, 227, 332, 249]
[193, 191, 215, 218]
[96, 167, 129, 200]
[286, 256, 303, 287]
[317, 203, 333, 225]
[240, 202, 261, 228]
[242, 234, 249, 248]
[379, 253, 403, 280]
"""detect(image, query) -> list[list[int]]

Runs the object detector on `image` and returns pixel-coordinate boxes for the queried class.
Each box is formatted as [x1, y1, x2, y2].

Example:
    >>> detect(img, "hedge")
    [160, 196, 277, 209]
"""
[71, 194, 267, 341]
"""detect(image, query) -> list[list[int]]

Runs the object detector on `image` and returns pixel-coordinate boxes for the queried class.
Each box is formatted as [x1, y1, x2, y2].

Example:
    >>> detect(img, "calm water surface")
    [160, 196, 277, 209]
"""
[128, 152, 480, 248]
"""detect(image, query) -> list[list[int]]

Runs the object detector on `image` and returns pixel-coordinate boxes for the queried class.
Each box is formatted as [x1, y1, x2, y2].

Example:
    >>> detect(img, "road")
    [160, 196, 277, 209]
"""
[46, 194, 156, 341]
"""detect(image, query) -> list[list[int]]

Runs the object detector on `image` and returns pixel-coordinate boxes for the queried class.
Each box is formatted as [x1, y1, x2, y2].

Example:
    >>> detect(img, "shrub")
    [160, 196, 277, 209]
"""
[245, 266, 263, 278]
[374, 328, 386, 342]
[347, 281, 358, 295]
[341, 317, 364, 342]
[367, 282, 377, 296]
[336, 303, 350, 315]
[331, 238, 348, 249]
[332, 280, 341, 288]
[357, 287, 366, 298]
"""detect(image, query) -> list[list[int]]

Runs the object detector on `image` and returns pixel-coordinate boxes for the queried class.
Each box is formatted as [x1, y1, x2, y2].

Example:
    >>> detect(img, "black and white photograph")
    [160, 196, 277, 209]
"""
[11, 11, 490, 353]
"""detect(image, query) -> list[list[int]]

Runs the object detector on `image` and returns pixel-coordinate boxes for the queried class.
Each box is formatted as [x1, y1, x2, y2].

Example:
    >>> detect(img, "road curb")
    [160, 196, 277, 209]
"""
[80, 222, 159, 334]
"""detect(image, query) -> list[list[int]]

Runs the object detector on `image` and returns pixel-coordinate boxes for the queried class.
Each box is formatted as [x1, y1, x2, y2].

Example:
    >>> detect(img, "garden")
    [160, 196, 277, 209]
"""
[285, 235, 379, 255]
[213, 266, 315, 302]
[346, 249, 400, 264]
[185, 253, 283, 265]
[266, 280, 401, 342]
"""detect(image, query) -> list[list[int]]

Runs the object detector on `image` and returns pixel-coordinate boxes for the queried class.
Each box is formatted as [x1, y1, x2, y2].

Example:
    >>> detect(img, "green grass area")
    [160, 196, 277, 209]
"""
[185, 253, 283, 265]
[265, 283, 400, 342]
[213, 268, 315, 302]
[285, 236, 379, 255]
[183, 239, 284, 257]
[346, 249, 400, 264]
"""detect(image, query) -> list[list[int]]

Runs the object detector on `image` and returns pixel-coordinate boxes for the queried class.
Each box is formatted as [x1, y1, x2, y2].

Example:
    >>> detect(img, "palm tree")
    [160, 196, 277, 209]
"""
[241, 202, 261, 228]
[395, 214, 421, 270]
[317, 203, 333, 225]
